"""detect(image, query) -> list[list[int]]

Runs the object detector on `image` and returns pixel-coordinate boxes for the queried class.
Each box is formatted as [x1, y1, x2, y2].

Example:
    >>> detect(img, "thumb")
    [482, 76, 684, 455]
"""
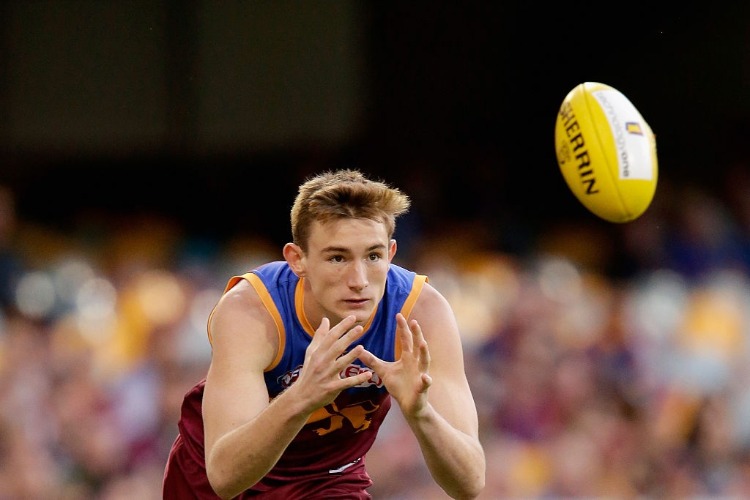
[357, 348, 382, 370]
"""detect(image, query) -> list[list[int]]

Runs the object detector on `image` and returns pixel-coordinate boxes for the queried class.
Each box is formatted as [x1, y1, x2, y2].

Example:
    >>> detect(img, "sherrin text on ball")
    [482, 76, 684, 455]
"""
[554, 82, 658, 223]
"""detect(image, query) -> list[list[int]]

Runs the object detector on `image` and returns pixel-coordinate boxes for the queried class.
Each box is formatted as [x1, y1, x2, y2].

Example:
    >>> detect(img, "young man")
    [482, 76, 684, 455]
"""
[163, 169, 485, 499]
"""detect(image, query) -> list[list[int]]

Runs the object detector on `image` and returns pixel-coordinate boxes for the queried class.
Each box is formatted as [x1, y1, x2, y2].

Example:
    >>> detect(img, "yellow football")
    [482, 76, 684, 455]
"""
[554, 82, 658, 223]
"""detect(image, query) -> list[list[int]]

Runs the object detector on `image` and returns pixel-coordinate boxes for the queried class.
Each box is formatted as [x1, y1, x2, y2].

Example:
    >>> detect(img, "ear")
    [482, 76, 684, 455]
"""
[283, 242, 306, 277]
[388, 239, 397, 262]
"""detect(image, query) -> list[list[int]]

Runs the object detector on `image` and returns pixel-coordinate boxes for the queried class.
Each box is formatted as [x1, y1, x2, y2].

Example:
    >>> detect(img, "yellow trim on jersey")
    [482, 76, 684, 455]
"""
[395, 274, 428, 360]
[244, 273, 286, 372]
[296, 278, 314, 335]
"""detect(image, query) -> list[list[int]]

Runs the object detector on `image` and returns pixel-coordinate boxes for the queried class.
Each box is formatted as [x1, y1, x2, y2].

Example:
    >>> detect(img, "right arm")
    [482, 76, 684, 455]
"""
[202, 280, 372, 499]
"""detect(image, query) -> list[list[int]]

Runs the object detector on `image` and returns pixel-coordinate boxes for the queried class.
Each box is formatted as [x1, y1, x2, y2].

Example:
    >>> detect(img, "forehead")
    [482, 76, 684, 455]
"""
[308, 218, 389, 250]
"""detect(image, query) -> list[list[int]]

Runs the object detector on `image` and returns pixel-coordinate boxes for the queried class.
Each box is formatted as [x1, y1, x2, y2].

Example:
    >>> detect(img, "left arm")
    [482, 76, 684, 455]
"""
[358, 283, 486, 499]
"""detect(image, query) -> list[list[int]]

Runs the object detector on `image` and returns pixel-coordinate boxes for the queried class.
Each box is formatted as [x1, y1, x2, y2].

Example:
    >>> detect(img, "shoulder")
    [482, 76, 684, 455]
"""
[410, 281, 473, 385]
[213, 277, 264, 320]
[411, 280, 469, 372]
[212, 261, 292, 326]
[209, 276, 279, 368]
[412, 280, 452, 318]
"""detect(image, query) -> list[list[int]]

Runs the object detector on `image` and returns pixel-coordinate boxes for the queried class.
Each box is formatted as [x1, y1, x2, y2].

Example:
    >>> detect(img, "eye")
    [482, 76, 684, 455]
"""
[368, 252, 382, 262]
[329, 255, 345, 263]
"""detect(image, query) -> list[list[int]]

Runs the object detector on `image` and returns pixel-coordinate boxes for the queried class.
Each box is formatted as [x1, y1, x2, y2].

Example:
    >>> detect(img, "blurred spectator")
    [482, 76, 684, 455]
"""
[1, 168, 750, 498]
[0, 186, 24, 312]
[663, 186, 748, 281]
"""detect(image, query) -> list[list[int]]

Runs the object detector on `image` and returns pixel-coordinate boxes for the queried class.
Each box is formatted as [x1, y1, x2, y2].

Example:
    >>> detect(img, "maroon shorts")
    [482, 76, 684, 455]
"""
[163, 434, 373, 499]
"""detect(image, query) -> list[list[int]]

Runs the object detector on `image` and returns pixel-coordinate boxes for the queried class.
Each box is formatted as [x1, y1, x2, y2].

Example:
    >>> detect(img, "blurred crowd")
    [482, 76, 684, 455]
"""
[1, 163, 750, 499]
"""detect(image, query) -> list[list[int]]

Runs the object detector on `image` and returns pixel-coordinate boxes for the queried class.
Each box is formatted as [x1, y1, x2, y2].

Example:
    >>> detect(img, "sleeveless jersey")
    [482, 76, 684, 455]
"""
[163, 261, 427, 499]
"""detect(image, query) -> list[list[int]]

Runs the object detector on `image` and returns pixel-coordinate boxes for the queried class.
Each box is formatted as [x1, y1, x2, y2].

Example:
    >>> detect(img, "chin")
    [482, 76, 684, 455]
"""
[342, 305, 374, 325]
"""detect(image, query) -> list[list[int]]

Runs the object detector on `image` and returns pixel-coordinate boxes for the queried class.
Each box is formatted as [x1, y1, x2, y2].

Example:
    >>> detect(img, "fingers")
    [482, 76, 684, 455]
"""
[395, 313, 431, 374]
[337, 345, 374, 386]
[312, 316, 364, 352]
[356, 347, 381, 371]
[413, 322, 430, 372]
[395, 313, 412, 351]
[310, 315, 368, 373]
[332, 321, 366, 364]
[335, 343, 364, 368]
[313, 315, 355, 343]
[303, 318, 373, 398]
[396, 313, 427, 350]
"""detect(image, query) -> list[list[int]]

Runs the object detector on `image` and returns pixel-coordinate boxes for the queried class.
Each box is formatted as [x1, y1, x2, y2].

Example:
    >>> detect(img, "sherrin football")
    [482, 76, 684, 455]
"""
[554, 82, 658, 223]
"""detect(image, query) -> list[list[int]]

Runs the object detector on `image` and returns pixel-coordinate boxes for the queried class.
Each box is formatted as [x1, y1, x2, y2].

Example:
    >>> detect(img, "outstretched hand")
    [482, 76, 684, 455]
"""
[358, 313, 432, 418]
[295, 315, 373, 413]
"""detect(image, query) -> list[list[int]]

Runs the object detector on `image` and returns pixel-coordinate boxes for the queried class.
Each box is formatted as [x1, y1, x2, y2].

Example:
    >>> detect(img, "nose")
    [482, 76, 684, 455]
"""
[347, 260, 369, 290]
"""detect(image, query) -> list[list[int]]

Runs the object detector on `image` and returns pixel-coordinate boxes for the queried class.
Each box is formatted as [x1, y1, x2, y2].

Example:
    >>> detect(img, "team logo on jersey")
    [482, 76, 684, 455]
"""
[309, 400, 381, 436]
[277, 363, 386, 436]
[278, 363, 383, 389]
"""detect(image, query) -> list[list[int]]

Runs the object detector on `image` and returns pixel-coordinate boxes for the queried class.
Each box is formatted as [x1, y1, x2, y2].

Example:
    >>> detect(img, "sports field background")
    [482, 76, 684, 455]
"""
[0, 3, 749, 498]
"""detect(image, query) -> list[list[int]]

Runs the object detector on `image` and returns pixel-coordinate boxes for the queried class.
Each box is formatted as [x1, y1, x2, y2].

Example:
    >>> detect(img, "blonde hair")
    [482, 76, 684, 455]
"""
[290, 169, 411, 250]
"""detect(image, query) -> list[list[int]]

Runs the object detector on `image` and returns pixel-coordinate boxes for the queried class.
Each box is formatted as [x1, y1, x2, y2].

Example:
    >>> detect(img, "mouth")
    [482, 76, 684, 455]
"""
[343, 298, 370, 307]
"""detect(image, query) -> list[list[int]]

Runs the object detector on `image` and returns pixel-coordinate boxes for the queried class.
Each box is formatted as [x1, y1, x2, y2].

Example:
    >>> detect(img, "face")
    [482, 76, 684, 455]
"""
[284, 217, 396, 327]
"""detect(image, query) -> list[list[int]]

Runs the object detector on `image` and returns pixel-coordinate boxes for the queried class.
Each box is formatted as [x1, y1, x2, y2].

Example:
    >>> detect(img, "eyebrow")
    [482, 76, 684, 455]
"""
[321, 243, 386, 254]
